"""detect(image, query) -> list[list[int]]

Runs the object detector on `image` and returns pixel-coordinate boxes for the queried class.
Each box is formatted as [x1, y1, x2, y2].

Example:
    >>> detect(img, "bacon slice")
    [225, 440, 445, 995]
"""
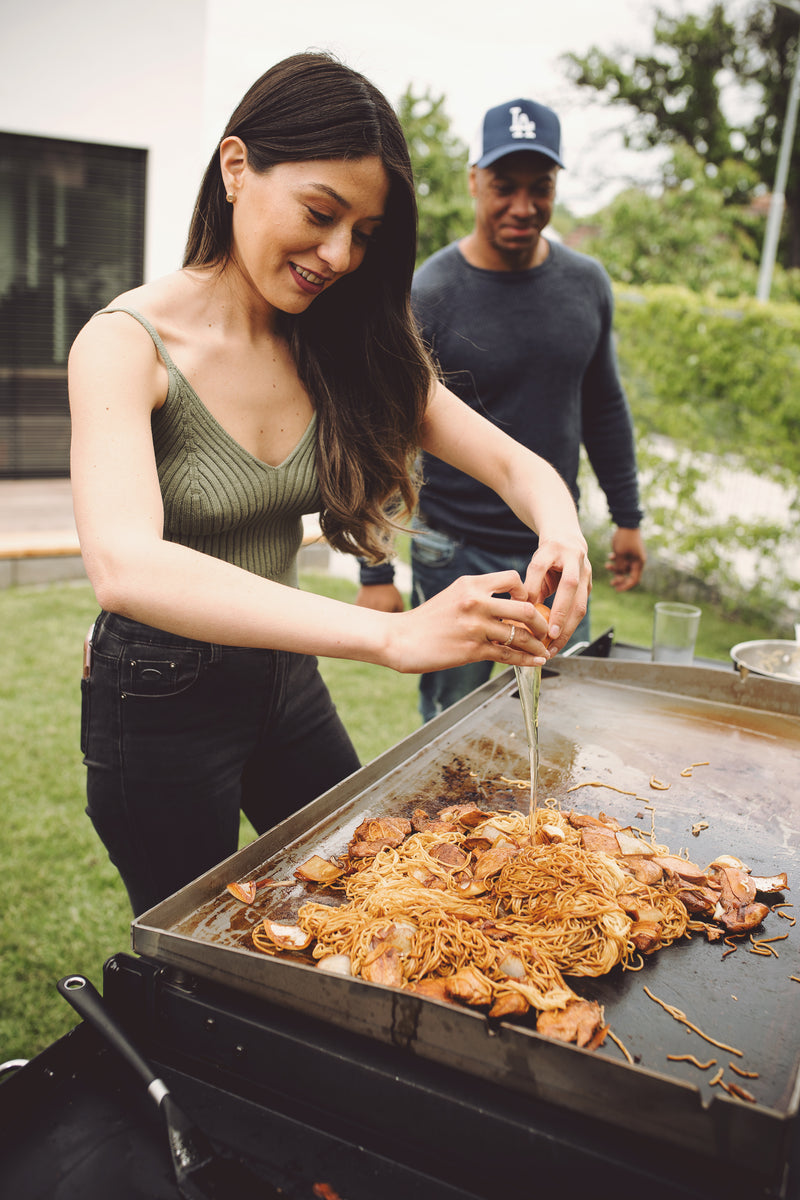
[569, 810, 614, 829]
[568, 810, 623, 831]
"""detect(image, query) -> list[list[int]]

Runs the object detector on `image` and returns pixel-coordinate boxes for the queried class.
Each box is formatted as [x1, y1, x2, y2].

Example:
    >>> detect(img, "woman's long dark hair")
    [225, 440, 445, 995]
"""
[184, 52, 431, 562]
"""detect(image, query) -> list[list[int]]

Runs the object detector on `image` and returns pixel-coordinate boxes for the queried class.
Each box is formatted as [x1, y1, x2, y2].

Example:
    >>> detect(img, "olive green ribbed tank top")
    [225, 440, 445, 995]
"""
[98, 307, 320, 588]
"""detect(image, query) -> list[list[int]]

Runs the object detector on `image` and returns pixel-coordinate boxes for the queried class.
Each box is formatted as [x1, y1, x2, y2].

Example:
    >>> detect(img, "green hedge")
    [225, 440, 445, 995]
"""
[600, 284, 800, 626]
[613, 284, 800, 477]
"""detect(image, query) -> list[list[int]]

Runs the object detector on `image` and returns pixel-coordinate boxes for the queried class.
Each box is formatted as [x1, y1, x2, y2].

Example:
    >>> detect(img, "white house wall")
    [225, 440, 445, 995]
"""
[1, 0, 209, 283]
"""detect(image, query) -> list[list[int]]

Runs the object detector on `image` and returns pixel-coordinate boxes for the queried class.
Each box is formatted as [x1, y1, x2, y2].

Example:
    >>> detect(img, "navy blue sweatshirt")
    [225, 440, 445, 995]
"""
[361, 239, 642, 582]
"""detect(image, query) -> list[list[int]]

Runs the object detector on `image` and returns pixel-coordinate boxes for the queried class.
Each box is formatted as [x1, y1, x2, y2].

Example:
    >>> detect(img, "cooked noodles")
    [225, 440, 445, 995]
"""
[248, 795, 787, 1044]
[288, 807, 692, 1015]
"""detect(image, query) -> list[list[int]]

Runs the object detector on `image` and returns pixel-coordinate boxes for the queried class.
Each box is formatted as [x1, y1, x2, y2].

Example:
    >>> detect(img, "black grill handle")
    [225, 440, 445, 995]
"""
[57, 973, 165, 1101]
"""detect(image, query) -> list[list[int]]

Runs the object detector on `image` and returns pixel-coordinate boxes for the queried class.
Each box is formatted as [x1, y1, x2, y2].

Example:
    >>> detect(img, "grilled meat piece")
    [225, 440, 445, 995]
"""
[488, 992, 530, 1019]
[361, 943, 405, 987]
[474, 843, 519, 881]
[707, 860, 771, 932]
[444, 967, 494, 1007]
[537, 999, 607, 1048]
[428, 842, 471, 870]
[437, 804, 488, 828]
[351, 817, 411, 846]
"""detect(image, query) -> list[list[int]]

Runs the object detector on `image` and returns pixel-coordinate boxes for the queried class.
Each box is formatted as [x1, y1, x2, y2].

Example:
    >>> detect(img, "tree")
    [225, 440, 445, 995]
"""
[562, 1, 800, 268]
[577, 143, 800, 298]
[396, 87, 473, 265]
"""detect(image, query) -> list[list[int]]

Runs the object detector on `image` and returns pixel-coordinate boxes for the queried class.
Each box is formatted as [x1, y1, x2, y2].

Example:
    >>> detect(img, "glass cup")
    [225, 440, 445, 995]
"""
[651, 602, 701, 665]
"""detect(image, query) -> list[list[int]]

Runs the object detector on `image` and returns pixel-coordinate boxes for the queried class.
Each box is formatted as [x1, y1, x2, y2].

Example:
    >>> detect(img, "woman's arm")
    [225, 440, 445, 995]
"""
[420, 381, 591, 650]
[69, 317, 551, 672]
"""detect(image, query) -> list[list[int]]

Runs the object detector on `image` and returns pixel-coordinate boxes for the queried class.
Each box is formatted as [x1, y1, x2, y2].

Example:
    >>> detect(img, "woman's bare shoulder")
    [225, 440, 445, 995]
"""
[70, 272, 197, 358]
[92, 272, 193, 324]
[68, 277, 192, 411]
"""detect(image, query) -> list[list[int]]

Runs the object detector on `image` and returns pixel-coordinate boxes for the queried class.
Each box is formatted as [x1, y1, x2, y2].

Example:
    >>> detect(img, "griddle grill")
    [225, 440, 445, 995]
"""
[2, 654, 799, 1198]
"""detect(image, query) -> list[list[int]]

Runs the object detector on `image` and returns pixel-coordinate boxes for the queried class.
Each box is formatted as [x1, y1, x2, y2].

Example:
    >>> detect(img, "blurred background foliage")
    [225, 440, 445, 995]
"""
[397, 0, 800, 630]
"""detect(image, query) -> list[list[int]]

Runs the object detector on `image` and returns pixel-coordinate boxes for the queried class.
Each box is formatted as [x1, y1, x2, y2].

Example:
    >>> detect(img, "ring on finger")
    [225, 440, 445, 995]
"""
[503, 624, 517, 647]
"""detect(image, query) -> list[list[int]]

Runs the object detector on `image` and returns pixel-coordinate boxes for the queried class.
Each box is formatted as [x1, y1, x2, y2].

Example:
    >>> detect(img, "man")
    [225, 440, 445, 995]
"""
[358, 97, 645, 722]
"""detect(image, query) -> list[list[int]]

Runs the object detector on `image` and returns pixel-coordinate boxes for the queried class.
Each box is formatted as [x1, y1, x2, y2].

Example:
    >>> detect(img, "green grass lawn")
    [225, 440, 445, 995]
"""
[0, 570, 781, 1063]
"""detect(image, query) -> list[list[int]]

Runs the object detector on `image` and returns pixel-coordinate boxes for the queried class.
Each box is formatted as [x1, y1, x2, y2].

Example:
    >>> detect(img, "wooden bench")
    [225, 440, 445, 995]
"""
[0, 531, 82, 560]
[0, 531, 85, 587]
[0, 524, 330, 588]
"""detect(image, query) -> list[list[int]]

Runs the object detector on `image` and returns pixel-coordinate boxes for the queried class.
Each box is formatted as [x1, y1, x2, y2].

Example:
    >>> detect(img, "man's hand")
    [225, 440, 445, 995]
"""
[606, 528, 646, 592]
[355, 583, 405, 613]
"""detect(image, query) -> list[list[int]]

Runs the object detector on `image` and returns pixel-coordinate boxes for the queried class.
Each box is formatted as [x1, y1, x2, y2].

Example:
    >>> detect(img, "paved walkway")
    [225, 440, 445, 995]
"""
[0, 478, 84, 587]
[0, 478, 76, 536]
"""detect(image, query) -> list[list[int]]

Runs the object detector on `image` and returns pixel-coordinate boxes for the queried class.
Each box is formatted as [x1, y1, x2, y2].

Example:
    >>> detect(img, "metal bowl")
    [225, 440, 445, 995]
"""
[730, 639, 800, 684]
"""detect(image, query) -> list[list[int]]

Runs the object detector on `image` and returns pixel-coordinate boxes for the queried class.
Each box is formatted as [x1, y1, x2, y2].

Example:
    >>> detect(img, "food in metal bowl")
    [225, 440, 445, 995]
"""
[730, 639, 800, 683]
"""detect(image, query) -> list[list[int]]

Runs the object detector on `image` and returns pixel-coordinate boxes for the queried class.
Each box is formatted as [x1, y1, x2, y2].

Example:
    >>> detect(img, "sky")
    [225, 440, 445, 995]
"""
[203, 0, 750, 214]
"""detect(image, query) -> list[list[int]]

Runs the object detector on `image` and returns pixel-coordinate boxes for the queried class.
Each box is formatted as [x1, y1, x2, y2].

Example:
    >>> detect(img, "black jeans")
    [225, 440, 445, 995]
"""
[81, 612, 360, 915]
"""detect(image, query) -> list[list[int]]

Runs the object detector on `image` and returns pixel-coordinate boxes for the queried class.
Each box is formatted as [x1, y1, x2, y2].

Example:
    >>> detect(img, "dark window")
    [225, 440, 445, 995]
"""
[0, 132, 146, 477]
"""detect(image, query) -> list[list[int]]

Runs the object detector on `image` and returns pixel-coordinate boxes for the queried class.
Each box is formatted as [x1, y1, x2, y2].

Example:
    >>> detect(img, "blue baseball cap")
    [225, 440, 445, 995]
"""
[469, 99, 565, 170]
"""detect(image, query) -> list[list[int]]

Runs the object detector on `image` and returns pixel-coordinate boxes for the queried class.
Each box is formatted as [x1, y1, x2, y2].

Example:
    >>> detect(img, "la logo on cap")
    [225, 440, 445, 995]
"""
[509, 106, 536, 140]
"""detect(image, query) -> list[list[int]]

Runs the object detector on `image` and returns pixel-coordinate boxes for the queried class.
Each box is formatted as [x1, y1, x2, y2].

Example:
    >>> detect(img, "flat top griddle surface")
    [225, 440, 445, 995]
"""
[133, 662, 800, 1177]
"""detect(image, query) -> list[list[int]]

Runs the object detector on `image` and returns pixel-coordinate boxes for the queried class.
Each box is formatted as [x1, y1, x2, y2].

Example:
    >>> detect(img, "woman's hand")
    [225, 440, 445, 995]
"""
[522, 533, 592, 654]
[382, 570, 551, 675]
[419, 382, 592, 655]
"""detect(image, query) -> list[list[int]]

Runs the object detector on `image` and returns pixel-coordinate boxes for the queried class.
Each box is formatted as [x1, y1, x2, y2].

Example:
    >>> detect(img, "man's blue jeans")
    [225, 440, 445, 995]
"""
[411, 515, 591, 723]
[81, 611, 360, 914]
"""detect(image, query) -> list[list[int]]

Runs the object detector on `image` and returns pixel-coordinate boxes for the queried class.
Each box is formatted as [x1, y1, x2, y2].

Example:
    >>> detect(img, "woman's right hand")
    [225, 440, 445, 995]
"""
[382, 570, 551, 675]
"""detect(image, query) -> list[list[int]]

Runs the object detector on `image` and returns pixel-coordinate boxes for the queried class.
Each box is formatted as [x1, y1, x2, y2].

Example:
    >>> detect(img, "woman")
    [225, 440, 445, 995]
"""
[69, 52, 591, 915]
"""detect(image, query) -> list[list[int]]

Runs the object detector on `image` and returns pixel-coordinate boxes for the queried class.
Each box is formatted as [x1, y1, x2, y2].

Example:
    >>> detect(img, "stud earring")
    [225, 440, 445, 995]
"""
[226, 192, 236, 204]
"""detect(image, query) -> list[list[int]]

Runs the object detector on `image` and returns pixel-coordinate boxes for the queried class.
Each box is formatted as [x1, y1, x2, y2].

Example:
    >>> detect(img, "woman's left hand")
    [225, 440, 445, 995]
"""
[522, 534, 592, 653]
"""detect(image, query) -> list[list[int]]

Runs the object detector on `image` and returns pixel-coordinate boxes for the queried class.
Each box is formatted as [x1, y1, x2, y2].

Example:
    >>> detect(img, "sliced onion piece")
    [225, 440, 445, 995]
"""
[294, 855, 344, 884]
[498, 953, 526, 980]
[258, 920, 313, 951]
[316, 954, 353, 976]
[226, 880, 257, 904]
[709, 854, 749, 872]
